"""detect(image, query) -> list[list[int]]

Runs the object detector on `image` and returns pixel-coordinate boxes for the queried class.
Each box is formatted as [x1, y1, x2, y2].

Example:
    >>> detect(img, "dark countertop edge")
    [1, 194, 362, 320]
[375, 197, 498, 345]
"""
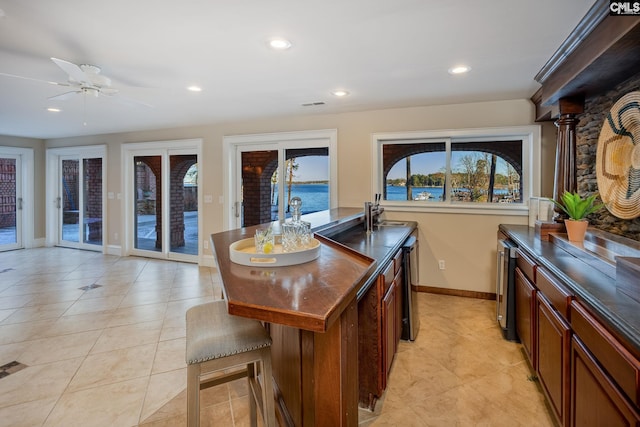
[500, 224, 640, 356]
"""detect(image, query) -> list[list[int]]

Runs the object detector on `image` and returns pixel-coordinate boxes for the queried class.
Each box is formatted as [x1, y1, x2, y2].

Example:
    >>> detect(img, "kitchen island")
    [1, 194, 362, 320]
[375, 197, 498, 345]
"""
[210, 208, 416, 426]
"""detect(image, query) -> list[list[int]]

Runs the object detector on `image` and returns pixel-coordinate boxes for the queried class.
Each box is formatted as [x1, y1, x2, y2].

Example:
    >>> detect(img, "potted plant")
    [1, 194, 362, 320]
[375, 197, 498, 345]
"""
[551, 191, 604, 242]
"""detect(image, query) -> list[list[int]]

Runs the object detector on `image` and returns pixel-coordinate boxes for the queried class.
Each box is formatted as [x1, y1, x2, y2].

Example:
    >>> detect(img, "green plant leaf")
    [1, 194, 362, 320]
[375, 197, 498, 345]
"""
[549, 191, 603, 220]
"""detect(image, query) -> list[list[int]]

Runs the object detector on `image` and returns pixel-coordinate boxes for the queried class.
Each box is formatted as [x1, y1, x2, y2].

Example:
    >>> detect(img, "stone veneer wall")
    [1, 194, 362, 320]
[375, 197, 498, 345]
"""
[576, 70, 640, 241]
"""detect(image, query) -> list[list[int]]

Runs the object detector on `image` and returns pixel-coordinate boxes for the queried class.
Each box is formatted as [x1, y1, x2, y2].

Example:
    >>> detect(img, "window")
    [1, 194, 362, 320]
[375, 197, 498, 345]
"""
[373, 126, 540, 214]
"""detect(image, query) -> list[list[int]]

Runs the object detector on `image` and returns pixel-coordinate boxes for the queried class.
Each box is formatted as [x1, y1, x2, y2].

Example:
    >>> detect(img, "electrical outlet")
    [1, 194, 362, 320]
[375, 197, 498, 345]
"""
[203, 240, 209, 249]
[438, 260, 445, 270]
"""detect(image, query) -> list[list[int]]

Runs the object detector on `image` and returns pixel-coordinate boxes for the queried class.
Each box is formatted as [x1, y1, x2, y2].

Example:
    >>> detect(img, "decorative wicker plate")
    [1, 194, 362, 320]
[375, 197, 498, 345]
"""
[596, 91, 640, 219]
[229, 236, 321, 267]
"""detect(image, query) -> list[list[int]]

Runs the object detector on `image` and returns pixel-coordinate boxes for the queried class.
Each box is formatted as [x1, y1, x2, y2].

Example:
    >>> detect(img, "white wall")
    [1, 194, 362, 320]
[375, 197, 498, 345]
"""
[41, 98, 557, 294]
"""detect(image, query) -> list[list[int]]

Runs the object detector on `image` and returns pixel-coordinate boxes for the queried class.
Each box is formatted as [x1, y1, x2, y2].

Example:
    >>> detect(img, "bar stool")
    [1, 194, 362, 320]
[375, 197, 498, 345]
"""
[185, 300, 276, 427]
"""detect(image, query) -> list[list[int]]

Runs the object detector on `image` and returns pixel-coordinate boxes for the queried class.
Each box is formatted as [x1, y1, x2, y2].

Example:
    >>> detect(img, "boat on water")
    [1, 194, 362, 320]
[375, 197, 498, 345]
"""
[413, 191, 432, 201]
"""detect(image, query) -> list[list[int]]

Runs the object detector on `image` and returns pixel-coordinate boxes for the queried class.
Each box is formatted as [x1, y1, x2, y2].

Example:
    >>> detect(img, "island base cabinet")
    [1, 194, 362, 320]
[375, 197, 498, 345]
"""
[270, 298, 359, 427]
[537, 293, 571, 427]
[571, 336, 640, 426]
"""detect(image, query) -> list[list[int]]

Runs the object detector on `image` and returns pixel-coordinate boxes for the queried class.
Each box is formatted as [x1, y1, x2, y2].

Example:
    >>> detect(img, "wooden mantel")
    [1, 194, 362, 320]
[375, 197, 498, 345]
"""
[532, 0, 640, 121]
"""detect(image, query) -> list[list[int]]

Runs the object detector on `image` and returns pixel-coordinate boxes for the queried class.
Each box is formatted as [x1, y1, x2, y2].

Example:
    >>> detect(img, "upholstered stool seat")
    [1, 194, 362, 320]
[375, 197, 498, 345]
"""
[186, 300, 276, 427]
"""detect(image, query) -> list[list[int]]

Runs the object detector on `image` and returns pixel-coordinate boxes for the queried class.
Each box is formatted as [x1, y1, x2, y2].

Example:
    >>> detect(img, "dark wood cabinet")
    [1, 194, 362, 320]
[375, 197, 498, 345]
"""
[383, 279, 396, 382]
[537, 292, 572, 427]
[571, 336, 640, 427]
[358, 249, 404, 410]
[515, 267, 536, 368]
[502, 225, 640, 427]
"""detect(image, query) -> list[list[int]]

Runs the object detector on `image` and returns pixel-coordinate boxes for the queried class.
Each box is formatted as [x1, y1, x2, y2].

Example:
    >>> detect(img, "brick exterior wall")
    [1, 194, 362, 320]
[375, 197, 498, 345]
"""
[242, 151, 278, 227]
[576, 70, 640, 240]
[0, 158, 16, 228]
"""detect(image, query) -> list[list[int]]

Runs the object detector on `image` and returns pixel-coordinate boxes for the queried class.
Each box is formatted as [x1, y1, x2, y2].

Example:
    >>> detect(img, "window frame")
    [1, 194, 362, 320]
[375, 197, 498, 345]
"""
[371, 126, 540, 215]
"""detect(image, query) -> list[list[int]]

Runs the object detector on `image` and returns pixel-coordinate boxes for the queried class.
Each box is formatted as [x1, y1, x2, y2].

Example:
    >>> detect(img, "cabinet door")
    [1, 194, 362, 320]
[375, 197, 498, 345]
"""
[537, 293, 572, 427]
[383, 281, 396, 383]
[515, 267, 536, 369]
[394, 266, 403, 353]
[571, 336, 640, 427]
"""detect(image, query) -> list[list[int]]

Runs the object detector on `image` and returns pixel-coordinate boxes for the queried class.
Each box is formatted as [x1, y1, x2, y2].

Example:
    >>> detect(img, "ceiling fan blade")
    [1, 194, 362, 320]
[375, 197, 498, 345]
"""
[99, 88, 119, 96]
[0, 72, 70, 87]
[51, 57, 89, 84]
[48, 90, 80, 101]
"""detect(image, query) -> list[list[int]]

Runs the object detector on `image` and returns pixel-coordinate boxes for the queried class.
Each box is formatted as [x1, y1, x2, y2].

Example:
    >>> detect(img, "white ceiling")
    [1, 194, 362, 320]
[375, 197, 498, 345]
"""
[0, 0, 596, 140]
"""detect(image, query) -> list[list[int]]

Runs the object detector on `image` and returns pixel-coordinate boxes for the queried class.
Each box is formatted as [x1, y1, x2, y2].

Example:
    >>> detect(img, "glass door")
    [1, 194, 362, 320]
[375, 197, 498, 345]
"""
[59, 156, 104, 249]
[127, 144, 200, 262]
[239, 149, 279, 227]
[0, 154, 21, 251]
[169, 154, 198, 255]
[134, 155, 161, 252]
[236, 146, 330, 228]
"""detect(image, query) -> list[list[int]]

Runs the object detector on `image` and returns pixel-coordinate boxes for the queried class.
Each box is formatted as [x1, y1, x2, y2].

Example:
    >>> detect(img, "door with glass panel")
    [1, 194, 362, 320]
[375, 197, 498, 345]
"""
[236, 146, 330, 228]
[130, 150, 199, 261]
[0, 153, 22, 251]
[58, 156, 104, 249]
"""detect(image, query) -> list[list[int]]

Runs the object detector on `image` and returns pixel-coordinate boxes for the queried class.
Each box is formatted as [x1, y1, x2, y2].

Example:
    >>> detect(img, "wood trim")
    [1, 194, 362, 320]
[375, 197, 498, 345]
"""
[417, 285, 495, 300]
[534, 0, 609, 84]
[531, 0, 640, 113]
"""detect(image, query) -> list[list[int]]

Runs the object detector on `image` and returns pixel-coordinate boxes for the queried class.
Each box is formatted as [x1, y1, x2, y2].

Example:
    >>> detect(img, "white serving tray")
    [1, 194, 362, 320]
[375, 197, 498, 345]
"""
[229, 236, 321, 267]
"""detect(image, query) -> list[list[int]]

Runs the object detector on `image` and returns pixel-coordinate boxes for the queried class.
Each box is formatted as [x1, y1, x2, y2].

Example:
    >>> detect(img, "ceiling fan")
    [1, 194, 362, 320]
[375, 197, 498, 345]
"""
[0, 57, 149, 105]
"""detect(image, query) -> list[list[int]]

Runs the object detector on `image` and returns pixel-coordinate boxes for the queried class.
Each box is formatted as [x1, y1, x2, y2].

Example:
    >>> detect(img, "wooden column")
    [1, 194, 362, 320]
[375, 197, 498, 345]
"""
[553, 96, 584, 220]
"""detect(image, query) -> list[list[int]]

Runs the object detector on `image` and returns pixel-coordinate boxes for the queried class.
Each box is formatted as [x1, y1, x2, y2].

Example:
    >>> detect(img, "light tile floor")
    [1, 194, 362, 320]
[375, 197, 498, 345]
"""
[0, 247, 555, 427]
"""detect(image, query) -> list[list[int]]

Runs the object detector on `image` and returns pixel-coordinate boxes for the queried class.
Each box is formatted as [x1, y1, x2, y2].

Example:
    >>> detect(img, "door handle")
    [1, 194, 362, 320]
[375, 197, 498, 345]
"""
[56, 197, 61, 209]
[234, 201, 240, 218]
[17, 198, 23, 210]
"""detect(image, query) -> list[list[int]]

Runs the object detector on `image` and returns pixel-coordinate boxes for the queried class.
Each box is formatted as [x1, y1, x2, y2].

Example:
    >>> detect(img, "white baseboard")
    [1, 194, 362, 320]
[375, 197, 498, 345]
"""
[106, 245, 122, 256]
[31, 238, 46, 248]
[199, 254, 216, 267]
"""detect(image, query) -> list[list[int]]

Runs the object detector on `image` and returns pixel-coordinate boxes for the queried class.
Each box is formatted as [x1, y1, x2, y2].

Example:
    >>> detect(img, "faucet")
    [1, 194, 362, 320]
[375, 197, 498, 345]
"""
[364, 193, 384, 233]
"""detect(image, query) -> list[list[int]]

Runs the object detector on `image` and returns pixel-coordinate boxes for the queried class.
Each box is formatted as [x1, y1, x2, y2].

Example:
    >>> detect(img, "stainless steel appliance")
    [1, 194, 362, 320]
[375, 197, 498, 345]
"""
[401, 232, 420, 341]
[496, 238, 518, 341]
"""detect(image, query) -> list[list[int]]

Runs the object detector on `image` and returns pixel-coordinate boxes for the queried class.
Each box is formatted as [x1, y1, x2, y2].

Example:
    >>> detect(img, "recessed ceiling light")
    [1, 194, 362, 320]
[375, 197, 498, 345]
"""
[448, 65, 471, 75]
[269, 38, 292, 50]
[331, 90, 350, 97]
[187, 86, 202, 92]
[47, 107, 61, 112]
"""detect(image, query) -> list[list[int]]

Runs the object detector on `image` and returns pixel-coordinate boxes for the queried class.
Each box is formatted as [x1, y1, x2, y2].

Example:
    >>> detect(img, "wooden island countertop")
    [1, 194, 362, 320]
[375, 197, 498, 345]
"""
[210, 219, 376, 333]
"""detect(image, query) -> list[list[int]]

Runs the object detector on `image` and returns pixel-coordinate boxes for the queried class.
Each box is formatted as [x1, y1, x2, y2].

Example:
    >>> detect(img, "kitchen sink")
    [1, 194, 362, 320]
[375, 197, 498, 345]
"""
[377, 220, 409, 227]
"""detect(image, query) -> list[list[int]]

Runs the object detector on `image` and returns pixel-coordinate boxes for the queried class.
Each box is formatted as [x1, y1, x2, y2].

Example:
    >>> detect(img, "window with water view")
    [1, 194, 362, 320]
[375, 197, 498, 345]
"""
[382, 139, 523, 204]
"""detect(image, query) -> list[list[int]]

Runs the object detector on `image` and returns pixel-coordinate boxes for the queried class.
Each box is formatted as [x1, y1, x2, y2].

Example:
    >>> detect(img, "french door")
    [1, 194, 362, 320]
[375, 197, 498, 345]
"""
[47, 146, 105, 251]
[224, 130, 337, 229]
[0, 147, 34, 252]
[124, 140, 201, 263]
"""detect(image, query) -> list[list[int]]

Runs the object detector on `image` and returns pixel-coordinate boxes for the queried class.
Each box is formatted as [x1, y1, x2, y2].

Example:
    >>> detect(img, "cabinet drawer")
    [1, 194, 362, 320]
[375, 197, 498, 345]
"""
[516, 248, 537, 283]
[537, 267, 573, 319]
[571, 301, 640, 407]
[393, 249, 403, 275]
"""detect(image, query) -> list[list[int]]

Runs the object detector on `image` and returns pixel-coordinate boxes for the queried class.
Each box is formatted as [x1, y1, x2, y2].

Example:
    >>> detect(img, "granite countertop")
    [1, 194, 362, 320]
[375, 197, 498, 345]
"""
[500, 224, 640, 356]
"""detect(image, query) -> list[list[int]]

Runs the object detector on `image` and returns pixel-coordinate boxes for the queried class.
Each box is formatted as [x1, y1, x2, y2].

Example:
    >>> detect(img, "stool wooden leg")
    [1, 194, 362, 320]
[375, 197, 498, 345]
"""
[260, 347, 277, 427]
[187, 364, 200, 427]
[247, 362, 258, 427]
